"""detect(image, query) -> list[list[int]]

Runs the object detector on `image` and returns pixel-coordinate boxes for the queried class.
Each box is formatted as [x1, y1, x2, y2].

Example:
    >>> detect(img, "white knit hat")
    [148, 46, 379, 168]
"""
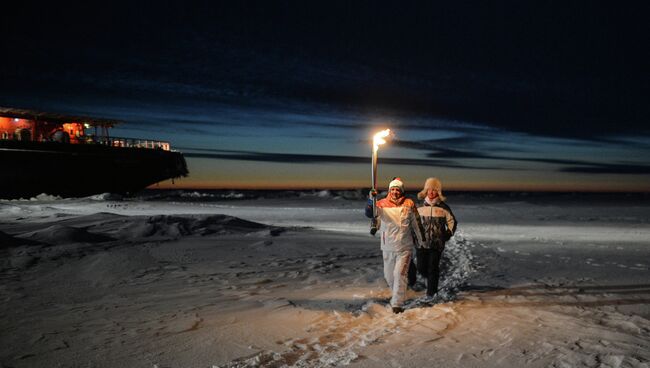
[417, 177, 445, 201]
[388, 177, 404, 191]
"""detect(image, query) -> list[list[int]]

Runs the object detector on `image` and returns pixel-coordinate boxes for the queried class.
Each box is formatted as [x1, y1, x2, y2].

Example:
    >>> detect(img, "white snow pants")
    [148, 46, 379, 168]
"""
[382, 249, 412, 308]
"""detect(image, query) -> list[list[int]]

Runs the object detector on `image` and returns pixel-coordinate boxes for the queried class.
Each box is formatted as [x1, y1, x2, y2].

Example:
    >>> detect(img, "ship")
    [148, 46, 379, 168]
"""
[0, 107, 189, 199]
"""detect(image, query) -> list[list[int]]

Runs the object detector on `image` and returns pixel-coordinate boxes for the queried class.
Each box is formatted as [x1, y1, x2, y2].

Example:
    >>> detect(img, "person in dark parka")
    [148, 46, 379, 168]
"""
[415, 177, 457, 297]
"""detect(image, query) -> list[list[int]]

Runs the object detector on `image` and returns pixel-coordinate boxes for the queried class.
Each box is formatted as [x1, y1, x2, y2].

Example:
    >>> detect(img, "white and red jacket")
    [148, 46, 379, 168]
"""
[374, 196, 426, 252]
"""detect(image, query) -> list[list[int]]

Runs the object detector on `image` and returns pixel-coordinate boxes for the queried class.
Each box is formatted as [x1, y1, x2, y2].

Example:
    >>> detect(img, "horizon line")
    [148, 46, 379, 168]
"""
[146, 186, 650, 194]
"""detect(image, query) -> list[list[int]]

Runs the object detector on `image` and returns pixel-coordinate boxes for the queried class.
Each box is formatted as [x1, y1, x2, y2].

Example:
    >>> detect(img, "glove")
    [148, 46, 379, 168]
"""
[444, 230, 452, 241]
[365, 198, 374, 218]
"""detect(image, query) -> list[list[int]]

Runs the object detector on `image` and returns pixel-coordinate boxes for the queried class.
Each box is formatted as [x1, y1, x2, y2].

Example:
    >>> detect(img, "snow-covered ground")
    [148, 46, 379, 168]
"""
[1, 191, 648, 367]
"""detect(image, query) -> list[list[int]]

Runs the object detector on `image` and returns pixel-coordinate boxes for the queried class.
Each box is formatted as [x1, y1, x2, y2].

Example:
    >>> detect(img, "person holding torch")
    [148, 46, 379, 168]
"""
[366, 177, 426, 313]
[365, 130, 426, 313]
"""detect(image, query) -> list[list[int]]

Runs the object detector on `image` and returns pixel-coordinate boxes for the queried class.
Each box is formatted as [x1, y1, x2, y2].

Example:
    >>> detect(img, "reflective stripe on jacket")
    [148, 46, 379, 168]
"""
[417, 200, 457, 250]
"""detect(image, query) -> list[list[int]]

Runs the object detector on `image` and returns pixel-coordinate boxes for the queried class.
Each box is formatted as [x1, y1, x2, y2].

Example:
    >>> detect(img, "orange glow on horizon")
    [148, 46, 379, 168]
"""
[151, 156, 650, 193]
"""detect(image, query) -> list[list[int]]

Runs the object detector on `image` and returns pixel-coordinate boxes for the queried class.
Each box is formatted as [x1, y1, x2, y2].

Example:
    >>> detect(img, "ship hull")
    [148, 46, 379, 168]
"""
[0, 140, 188, 199]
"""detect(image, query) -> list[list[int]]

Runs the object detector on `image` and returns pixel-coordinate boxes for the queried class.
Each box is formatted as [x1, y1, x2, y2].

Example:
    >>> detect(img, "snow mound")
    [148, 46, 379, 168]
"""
[179, 191, 246, 200]
[315, 189, 332, 198]
[0, 193, 66, 201]
[437, 232, 477, 299]
[407, 230, 477, 307]
[0, 231, 42, 248]
[87, 192, 124, 201]
[113, 215, 271, 239]
[31, 193, 64, 201]
[17, 225, 115, 245]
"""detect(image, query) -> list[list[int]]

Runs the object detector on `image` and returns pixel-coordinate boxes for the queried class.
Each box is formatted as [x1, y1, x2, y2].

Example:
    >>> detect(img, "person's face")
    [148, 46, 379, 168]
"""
[427, 188, 438, 200]
[389, 187, 403, 200]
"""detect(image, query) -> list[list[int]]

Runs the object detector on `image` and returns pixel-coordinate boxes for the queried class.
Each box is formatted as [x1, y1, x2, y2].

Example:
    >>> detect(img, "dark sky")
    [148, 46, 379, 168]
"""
[2, 3, 649, 190]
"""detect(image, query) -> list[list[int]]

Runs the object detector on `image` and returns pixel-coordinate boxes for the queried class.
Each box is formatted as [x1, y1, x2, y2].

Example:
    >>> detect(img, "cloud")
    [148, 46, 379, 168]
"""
[561, 164, 650, 175]
[182, 148, 504, 170]
[392, 137, 650, 175]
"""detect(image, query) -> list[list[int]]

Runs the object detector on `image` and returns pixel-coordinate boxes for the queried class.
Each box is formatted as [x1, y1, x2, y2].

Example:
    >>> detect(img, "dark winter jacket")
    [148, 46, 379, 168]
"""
[417, 199, 457, 250]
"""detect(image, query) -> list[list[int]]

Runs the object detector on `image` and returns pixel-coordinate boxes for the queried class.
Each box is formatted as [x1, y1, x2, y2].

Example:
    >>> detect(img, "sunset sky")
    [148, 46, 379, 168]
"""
[2, 3, 648, 192]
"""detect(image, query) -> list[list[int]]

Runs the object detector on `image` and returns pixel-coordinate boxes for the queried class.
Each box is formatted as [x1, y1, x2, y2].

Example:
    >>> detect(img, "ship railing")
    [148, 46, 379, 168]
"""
[95, 137, 171, 151]
[0, 133, 172, 151]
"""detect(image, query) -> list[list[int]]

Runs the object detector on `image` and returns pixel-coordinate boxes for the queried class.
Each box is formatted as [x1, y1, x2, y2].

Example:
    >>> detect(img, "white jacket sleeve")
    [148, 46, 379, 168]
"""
[409, 204, 426, 247]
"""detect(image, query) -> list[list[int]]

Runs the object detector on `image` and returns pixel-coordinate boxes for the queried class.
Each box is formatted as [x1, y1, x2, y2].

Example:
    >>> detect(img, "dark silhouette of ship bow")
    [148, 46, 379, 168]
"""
[0, 140, 189, 199]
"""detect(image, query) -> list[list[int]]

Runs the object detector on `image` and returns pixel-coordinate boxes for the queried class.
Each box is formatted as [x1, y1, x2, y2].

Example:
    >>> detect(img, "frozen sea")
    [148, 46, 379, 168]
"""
[1, 190, 649, 367]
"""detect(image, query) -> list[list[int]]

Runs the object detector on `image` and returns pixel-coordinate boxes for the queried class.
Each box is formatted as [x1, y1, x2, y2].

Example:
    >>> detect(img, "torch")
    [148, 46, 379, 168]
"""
[370, 129, 391, 235]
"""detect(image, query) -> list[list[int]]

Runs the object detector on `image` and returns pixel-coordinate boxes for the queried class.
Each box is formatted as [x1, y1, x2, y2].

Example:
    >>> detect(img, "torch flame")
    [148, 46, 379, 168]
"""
[373, 129, 391, 153]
